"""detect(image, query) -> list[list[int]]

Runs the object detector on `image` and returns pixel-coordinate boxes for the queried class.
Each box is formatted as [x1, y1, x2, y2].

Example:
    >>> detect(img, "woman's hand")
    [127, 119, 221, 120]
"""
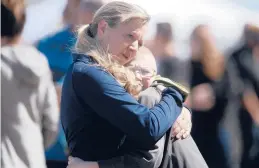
[191, 83, 215, 111]
[172, 107, 192, 139]
[67, 156, 99, 168]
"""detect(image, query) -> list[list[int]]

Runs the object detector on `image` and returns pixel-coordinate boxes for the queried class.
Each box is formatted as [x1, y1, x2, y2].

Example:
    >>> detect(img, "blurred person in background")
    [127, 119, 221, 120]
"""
[228, 24, 259, 168]
[1, 0, 59, 168]
[37, 0, 104, 84]
[248, 35, 259, 167]
[35, 0, 104, 167]
[146, 22, 188, 85]
[188, 24, 229, 168]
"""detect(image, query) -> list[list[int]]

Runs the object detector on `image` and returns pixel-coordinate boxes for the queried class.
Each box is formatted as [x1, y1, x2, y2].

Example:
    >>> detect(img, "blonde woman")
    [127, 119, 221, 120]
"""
[188, 25, 228, 168]
[66, 47, 208, 168]
[61, 1, 191, 167]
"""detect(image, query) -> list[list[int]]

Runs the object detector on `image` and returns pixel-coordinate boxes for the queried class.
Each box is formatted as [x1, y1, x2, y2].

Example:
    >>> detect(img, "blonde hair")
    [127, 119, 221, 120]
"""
[75, 1, 150, 97]
[191, 25, 225, 80]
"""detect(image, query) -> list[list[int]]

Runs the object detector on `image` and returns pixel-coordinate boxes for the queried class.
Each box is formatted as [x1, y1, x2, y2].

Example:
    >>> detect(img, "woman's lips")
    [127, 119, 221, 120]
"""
[122, 54, 129, 59]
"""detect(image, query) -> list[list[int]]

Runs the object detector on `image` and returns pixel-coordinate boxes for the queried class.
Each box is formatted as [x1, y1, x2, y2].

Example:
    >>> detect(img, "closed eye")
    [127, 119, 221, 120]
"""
[127, 34, 135, 41]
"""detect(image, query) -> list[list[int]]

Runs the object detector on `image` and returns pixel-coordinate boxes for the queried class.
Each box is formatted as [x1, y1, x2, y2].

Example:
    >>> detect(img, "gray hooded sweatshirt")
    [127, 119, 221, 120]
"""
[1, 45, 59, 168]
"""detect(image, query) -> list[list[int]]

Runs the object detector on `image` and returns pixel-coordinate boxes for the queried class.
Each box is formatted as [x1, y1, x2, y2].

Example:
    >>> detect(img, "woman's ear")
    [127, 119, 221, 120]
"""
[97, 19, 108, 38]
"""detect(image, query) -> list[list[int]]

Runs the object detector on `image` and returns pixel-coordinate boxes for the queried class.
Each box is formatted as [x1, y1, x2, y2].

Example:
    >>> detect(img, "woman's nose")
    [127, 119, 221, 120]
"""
[130, 41, 139, 51]
[128, 41, 139, 58]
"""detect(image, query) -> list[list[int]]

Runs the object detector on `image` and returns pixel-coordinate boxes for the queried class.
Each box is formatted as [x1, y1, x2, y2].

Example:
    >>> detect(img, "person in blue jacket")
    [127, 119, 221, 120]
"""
[37, 0, 104, 83]
[61, 1, 191, 166]
[36, 1, 104, 167]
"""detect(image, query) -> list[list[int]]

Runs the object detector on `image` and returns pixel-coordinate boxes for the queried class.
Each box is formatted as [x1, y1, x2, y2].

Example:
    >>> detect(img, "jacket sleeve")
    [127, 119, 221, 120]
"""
[73, 64, 183, 148]
[138, 87, 161, 108]
[97, 87, 162, 168]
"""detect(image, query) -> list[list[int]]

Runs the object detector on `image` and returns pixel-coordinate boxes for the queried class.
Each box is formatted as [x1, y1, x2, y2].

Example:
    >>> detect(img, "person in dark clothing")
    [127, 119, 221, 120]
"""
[249, 39, 259, 167]
[188, 25, 229, 168]
[61, 1, 191, 167]
[146, 22, 188, 85]
[157, 56, 188, 85]
[227, 24, 259, 168]
[230, 46, 254, 168]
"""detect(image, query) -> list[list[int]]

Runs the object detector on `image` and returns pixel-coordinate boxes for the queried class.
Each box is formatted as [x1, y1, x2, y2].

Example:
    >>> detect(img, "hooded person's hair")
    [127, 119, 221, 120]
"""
[1, 0, 26, 38]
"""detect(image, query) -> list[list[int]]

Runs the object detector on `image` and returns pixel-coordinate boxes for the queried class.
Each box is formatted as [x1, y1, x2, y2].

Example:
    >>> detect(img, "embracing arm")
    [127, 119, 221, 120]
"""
[97, 87, 167, 168]
[73, 64, 183, 148]
[69, 85, 172, 168]
[68, 83, 190, 168]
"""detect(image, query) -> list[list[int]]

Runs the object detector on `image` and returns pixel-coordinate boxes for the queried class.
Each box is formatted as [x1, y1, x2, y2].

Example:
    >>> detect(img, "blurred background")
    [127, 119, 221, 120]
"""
[2, 0, 259, 168]
[23, 0, 259, 58]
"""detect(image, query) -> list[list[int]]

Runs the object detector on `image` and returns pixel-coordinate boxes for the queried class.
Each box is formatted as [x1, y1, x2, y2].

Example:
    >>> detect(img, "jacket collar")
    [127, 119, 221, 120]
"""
[73, 53, 96, 64]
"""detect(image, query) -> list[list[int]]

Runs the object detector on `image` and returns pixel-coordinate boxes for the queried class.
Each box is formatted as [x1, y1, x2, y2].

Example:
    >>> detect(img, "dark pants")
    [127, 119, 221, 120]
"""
[46, 160, 67, 168]
[239, 109, 258, 168]
[192, 113, 228, 168]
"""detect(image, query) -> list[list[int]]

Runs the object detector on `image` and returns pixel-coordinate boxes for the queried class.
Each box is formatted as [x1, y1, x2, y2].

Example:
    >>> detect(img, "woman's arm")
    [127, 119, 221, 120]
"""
[243, 88, 259, 124]
[67, 84, 190, 168]
[73, 63, 183, 148]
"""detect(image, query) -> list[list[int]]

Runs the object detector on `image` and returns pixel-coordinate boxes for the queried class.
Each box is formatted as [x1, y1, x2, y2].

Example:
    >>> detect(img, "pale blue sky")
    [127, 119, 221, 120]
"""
[233, 0, 259, 11]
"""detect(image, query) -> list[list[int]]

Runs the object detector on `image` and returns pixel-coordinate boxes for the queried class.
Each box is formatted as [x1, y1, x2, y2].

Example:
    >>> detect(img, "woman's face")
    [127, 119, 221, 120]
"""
[190, 37, 201, 58]
[190, 26, 211, 59]
[98, 19, 148, 65]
